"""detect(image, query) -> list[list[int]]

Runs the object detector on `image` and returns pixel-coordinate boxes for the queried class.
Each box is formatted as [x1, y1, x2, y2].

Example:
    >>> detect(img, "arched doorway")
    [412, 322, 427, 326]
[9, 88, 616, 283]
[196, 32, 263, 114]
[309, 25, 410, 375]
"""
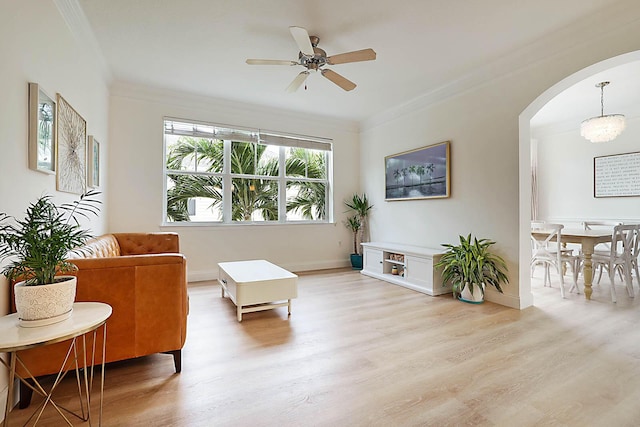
[518, 50, 640, 308]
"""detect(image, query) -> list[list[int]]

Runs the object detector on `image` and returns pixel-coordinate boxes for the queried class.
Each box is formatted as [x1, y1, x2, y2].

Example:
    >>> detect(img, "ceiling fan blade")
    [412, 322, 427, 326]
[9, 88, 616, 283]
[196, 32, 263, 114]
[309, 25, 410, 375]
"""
[321, 69, 356, 91]
[289, 26, 315, 56]
[327, 48, 377, 65]
[246, 59, 298, 66]
[286, 71, 310, 93]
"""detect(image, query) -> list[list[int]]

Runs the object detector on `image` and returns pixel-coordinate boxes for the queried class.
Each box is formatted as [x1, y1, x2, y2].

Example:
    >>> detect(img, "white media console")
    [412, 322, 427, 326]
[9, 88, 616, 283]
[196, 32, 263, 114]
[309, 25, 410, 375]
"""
[360, 242, 452, 296]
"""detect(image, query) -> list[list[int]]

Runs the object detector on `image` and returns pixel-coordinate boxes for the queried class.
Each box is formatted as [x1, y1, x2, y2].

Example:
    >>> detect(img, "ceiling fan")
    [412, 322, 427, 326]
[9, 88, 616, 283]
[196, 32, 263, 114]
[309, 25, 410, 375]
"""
[246, 26, 376, 92]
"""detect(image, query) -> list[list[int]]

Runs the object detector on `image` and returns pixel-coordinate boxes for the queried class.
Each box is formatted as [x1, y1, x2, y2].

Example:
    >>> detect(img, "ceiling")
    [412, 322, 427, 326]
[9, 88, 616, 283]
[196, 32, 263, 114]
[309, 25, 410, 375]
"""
[77, 0, 636, 124]
[531, 59, 640, 134]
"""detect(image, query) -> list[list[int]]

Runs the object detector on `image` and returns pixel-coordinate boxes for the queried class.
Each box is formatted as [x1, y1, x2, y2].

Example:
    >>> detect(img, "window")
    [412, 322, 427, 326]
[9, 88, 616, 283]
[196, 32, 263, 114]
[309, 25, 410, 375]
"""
[163, 118, 332, 224]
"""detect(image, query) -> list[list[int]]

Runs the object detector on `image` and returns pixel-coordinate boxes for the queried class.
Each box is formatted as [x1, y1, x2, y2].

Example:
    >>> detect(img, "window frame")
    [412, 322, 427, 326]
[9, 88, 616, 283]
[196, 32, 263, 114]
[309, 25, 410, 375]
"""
[162, 117, 333, 226]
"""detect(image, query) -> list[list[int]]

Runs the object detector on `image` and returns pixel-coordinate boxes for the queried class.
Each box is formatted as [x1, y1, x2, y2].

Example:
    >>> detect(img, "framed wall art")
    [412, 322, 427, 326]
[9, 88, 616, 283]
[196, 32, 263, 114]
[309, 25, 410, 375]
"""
[87, 135, 100, 188]
[56, 94, 87, 194]
[28, 83, 56, 174]
[385, 140, 450, 201]
[594, 151, 640, 198]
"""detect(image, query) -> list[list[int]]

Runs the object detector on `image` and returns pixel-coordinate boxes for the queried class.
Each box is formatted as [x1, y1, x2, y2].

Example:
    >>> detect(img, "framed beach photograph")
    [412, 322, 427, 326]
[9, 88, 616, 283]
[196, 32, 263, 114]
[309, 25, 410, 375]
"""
[385, 140, 450, 201]
[87, 135, 100, 188]
[56, 94, 87, 194]
[28, 83, 56, 174]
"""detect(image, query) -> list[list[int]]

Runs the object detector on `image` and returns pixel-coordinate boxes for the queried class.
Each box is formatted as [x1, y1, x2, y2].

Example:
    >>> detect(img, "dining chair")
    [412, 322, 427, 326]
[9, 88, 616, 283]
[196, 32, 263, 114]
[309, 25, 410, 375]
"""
[588, 224, 640, 303]
[530, 221, 574, 277]
[582, 220, 622, 284]
[531, 223, 580, 298]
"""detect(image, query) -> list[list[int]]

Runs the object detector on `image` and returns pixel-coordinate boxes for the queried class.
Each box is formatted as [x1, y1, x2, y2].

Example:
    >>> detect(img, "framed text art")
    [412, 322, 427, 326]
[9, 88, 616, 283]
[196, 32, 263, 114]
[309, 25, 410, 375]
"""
[28, 83, 56, 174]
[385, 141, 451, 201]
[87, 135, 100, 188]
[56, 94, 87, 194]
[594, 151, 640, 198]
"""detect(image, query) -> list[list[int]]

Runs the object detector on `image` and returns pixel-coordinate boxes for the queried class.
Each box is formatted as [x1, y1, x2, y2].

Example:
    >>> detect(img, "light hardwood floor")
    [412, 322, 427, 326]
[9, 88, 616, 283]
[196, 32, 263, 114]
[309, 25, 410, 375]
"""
[8, 268, 640, 426]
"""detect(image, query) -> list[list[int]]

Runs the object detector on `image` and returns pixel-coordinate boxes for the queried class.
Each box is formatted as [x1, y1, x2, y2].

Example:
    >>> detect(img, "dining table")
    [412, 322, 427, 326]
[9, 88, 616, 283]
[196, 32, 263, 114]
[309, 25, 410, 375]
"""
[531, 228, 613, 300]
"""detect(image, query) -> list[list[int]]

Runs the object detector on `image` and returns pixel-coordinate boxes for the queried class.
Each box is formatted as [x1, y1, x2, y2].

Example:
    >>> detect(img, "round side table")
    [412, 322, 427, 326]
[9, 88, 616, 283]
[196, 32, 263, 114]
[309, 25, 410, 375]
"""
[0, 302, 112, 426]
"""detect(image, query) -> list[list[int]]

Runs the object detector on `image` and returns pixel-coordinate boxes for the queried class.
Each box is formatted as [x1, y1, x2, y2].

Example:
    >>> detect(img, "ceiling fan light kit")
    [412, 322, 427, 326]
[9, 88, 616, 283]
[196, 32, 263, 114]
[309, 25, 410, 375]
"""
[580, 81, 626, 143]
[246, 26, 376, 92]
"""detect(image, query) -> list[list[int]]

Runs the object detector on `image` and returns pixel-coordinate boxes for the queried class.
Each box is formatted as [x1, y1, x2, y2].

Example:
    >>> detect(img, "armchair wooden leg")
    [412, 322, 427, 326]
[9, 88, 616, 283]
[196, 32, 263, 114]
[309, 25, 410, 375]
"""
[162, 350, 182, 373]
[19, 378, 34, 409]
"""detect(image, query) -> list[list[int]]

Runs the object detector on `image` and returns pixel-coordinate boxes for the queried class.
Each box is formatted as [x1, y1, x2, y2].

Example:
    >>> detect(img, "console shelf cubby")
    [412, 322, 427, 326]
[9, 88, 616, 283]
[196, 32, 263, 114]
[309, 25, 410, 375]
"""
[361, 242, 452, 296]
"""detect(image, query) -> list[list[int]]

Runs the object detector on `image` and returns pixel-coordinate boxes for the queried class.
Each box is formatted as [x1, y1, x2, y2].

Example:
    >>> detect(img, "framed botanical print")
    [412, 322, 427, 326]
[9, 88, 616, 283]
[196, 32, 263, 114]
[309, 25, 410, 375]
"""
[87, 135, 100, 188]
[28, 83, 56, 174]
[56, 94, 87, 194]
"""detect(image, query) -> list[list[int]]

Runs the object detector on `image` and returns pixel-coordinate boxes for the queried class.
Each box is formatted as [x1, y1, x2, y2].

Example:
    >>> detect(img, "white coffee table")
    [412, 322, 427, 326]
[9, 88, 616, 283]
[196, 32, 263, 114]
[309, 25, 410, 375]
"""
[218, 260, 298, 322]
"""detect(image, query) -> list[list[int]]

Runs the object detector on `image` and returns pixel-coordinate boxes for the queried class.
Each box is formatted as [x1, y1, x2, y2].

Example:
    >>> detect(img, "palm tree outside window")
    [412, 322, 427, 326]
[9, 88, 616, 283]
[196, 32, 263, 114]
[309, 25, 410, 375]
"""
[163, 119, 332, 224]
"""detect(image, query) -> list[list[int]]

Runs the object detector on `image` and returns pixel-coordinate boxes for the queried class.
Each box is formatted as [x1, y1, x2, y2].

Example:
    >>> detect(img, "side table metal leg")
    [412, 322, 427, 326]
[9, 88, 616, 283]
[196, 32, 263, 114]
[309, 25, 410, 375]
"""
[82, 334, 91, 423]
[88, 328, 97, 423]
[2, 352, 16, 427]
[73, 336, 87, 420]
[100, 323, 107, 426]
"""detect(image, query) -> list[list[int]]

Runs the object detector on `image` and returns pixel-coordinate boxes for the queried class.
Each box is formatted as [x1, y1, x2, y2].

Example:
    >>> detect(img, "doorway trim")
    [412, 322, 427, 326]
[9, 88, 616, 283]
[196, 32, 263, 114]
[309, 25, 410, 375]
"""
[518, 50, 640, 308]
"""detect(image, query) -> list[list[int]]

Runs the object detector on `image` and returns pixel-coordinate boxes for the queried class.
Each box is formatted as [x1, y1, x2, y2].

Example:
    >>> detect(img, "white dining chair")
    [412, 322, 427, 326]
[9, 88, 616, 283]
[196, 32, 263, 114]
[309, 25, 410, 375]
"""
[531, 223, 580, 298]
[588, 224, 640, 303]
[582, 221, 622, 284]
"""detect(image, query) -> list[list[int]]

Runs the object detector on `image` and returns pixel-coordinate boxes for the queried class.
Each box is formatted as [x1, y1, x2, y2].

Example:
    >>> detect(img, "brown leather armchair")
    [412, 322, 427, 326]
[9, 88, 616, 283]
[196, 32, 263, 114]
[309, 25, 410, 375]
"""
[11, 232, 188, 407]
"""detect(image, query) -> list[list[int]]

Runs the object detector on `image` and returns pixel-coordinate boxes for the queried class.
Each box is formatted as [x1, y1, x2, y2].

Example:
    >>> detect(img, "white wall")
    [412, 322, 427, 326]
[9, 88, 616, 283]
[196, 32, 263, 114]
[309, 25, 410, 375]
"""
[108, 84, 360, 280]
[361, 4, 640, 309]
[536, 116, 640, 223]
[361, 84, 523, 307]
[0, 1, 110, 418]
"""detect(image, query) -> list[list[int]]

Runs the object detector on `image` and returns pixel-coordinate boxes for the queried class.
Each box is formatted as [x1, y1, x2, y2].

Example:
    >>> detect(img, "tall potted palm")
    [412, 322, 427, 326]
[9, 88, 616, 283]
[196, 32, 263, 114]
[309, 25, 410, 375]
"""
[344, 193, 373, 269]
[345, 215, 362, 269]
[435, 234, 509, 303]
[0, 190, 100, 326]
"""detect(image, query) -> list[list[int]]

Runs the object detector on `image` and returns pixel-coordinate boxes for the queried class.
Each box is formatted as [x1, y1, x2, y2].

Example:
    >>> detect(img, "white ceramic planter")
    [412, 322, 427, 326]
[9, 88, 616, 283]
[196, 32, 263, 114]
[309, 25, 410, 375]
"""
[459, 282, 485, 304]
[14, 276, 77, 327]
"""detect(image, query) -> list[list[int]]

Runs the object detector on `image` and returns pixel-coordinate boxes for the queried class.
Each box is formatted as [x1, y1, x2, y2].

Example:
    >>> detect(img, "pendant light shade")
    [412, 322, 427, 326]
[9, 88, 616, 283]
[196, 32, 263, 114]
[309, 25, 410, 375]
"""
[580, 81, 626, 143]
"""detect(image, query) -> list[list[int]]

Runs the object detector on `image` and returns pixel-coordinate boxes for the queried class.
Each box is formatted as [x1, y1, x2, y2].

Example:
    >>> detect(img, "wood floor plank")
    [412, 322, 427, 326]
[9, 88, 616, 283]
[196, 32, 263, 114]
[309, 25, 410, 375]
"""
[6, 268, 640, 426]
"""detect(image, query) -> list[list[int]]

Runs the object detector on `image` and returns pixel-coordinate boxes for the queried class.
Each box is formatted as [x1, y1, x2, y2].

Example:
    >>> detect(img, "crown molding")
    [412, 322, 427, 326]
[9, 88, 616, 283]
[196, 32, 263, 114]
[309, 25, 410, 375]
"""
[53, 0, 113, 84]
[110, 81, 360, 133]
[362, 0, 640, 130]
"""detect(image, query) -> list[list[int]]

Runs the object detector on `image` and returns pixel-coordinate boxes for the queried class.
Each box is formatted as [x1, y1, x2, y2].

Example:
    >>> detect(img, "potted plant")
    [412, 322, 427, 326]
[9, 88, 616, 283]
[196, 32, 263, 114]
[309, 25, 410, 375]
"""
[0, 190, 100, 327]
[435, 234, 509, 303]
[344, 193, 373, 270]
[345, 215, 363, 270]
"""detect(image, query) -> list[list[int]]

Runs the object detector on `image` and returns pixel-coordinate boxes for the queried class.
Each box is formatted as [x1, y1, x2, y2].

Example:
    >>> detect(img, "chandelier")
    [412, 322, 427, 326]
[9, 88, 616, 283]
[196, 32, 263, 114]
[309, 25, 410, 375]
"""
[580, 81, 626, 143]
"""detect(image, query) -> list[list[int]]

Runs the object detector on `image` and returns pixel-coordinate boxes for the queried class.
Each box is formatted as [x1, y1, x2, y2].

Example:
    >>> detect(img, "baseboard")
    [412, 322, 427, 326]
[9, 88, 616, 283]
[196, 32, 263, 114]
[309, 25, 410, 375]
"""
[0, 379, 19, 423]
[188, 259, 351, 283]
[0, 385, 6, 424]
[485, 291, 522, 309]
[188, 270, 216, 283]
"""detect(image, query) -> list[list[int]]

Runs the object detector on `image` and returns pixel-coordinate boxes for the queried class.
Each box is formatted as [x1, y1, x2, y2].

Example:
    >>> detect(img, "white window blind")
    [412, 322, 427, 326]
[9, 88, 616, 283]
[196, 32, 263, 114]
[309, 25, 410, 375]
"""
[164, 119, 332, 150]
